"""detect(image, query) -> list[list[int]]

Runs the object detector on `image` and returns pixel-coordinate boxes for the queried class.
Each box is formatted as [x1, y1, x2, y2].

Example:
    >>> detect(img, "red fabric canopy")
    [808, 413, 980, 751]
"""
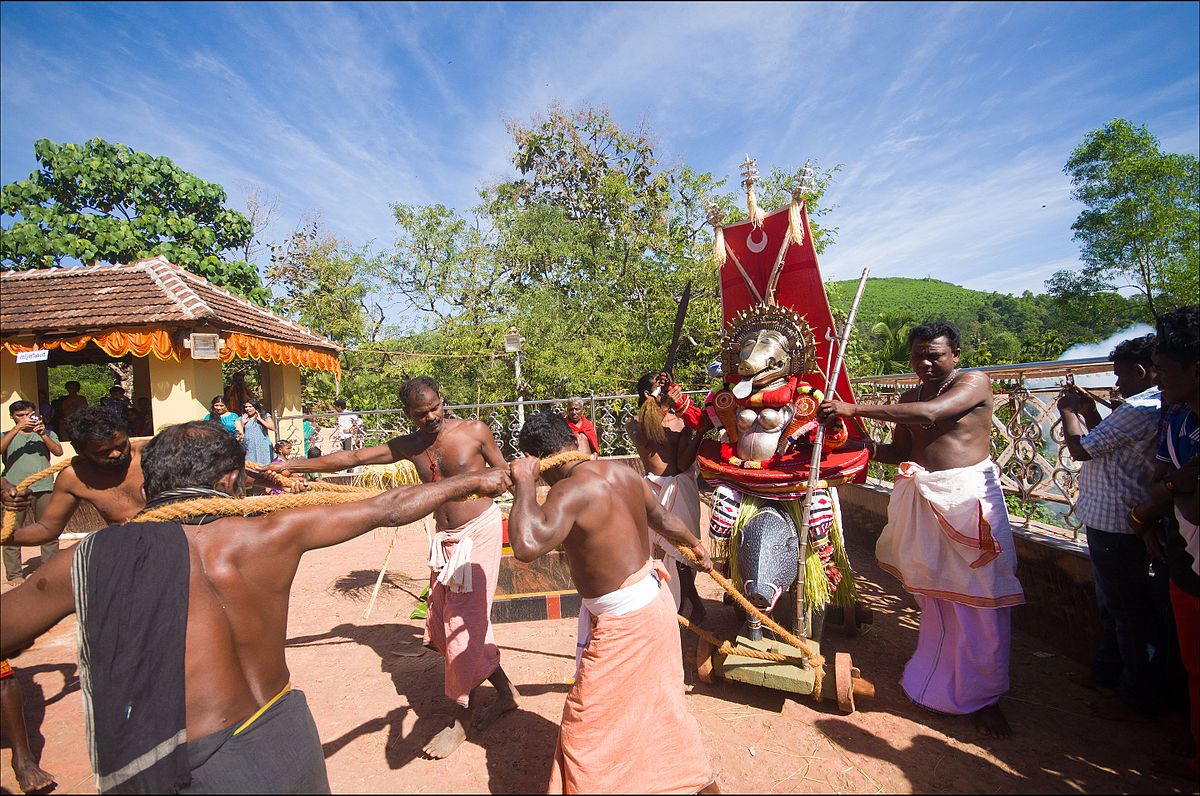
[717, 201, 868, 464]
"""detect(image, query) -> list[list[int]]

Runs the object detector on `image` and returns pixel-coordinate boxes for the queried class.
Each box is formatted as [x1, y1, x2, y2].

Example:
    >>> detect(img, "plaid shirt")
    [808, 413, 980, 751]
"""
[1076, 386, 1162, 534]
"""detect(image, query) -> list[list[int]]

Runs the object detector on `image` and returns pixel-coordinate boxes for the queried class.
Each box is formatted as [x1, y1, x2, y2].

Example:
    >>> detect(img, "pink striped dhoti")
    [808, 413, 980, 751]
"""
[423, 502, 503, 707]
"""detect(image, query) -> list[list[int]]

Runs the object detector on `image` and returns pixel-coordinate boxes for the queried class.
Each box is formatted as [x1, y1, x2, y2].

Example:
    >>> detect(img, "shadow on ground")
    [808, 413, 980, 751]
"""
[288, 622, 561, 793]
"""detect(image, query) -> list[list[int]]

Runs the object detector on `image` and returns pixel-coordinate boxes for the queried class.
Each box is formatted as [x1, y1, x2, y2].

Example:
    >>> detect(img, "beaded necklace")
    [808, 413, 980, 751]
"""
[425, 447, 439, 481]
[918, 369, 959, 430]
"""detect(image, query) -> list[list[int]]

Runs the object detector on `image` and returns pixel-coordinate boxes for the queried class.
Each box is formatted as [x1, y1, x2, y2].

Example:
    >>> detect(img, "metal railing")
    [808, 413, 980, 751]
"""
[274, 361, 1110, 542]
[274, 391, 710, 461]
[855, 377, 1118, 542]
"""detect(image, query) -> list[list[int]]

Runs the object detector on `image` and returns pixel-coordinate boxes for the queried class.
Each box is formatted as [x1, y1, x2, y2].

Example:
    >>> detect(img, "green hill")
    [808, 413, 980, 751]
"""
[826, 277, 992, 325]
[825, 276, 1145, 369]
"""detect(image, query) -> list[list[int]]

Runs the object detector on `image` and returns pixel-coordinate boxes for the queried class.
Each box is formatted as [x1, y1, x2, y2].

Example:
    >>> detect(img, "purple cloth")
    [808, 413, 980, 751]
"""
[901, 594, 1011, 715]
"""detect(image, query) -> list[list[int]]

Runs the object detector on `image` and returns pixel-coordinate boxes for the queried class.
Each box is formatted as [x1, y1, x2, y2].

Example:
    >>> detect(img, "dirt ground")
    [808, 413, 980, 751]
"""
[2, 520, 1197, 795]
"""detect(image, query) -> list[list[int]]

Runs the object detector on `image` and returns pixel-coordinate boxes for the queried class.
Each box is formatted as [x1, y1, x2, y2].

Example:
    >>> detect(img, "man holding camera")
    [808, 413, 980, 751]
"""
[1, 400, 63, 588]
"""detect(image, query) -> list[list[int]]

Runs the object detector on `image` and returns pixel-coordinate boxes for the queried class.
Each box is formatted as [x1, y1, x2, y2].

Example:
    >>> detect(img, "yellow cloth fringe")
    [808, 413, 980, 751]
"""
[788, 197, 805, 248]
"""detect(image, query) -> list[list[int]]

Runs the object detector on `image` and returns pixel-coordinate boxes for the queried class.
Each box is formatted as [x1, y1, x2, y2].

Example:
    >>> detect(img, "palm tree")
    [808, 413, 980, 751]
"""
[868, 312, 917, 375]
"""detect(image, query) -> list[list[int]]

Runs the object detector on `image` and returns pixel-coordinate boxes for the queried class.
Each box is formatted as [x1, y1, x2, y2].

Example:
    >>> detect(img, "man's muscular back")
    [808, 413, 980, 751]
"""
[626, 415, 686, 477]
[552, 461, 653, 598]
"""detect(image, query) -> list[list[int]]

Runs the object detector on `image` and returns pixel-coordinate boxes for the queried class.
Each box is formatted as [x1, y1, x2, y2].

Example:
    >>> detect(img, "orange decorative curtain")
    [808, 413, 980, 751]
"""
[4, 328, 341, 378]
[3, 327, 180, 361]
[220, 332, 342, 378]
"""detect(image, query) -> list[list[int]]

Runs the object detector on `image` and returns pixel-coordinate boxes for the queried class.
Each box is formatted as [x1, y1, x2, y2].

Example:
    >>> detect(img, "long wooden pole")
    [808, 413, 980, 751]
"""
[793, 266, 870, 639]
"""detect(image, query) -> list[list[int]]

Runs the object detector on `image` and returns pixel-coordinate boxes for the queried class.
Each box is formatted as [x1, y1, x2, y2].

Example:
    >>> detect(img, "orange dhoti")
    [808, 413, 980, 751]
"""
[423, 502, 503, 707]
[550, 563, 713, 794]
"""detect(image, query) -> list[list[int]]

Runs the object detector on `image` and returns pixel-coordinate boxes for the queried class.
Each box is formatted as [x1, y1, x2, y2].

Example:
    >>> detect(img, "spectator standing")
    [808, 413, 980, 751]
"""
[302, 407, 316, 456]
[565, 398, 600, 458]
[204, 396, 243, 439]
[1, 401, 63, 588]
[242, 400, 276, 467]
[1131, 305, 1200, 778]
[55, 380, 87, 438]
[267, 440, 294, 495]
[1058, 335, 1173, 716]
[99, 386, 129, 419]
[334, 398, 361, 452]
[224, 370, 253, 416]
[129, 397, 153, 436]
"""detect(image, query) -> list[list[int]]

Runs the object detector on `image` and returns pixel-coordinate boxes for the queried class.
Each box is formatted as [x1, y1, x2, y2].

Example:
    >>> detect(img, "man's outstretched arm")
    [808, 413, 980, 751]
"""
[507, 457, 582, 562]
[819, 372, 991, 426]
[263, 468, 511, 556]
[263, 439, 401, 475]
[2, 477, 81, 546]
[0, 549, 77, 657]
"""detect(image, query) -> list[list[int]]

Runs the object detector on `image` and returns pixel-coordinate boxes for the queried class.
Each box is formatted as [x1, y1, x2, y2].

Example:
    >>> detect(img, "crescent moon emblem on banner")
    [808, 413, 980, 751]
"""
[746, 230, 768, 253]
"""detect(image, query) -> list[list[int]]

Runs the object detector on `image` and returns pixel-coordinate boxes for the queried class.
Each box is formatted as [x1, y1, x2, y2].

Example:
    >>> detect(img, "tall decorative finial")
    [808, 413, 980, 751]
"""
[798, 159, 816, 196]
[740, 155, 764, 229]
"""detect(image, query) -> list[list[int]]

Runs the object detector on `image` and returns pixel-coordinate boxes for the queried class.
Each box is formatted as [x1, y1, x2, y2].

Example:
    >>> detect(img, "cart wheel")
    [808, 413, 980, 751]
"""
[696, 637, 717, 684]
[835, 652, 856, 714]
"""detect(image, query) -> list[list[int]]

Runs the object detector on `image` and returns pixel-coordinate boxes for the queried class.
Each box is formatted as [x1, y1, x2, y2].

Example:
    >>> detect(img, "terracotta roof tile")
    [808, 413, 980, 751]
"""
[0, 256, 338, 353]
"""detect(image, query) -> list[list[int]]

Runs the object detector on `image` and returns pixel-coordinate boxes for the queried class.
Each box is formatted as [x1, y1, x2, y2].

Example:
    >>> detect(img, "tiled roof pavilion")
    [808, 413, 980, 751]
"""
[0, 256, 339, 363]
[1, 257, 338, 437]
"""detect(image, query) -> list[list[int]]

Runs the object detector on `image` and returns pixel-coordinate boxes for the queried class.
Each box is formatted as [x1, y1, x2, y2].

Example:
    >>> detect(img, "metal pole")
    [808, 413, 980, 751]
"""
[793, 266, 870, 640]
[514, 351, 526, 429]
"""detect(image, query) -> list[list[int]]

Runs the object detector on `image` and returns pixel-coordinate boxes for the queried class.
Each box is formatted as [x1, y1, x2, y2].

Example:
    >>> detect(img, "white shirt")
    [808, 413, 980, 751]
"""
[336, 411, 360, 440]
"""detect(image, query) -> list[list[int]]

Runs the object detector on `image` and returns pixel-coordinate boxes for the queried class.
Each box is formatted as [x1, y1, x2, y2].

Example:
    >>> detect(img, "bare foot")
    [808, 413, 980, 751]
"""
[973, 702, 1011, 739]
[473, 689, 520, 731]
[422, 720, 468, 759]
[12, 757, 56, 793]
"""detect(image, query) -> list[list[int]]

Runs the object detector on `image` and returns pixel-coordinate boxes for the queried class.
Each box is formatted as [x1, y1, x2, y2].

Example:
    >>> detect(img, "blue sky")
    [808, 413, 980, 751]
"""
[2, 1, 1197, 302]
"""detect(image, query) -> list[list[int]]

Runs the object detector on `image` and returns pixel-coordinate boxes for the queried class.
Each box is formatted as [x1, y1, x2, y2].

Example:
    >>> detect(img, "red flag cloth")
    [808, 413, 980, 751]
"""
[567, 417, 599, 455]
[718, 202, 859, 420]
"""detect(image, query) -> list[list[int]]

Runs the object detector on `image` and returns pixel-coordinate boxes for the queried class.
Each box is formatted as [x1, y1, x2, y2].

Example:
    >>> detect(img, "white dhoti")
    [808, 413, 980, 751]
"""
[644, 467, 701, 611]
[878, 459, 1025, 715]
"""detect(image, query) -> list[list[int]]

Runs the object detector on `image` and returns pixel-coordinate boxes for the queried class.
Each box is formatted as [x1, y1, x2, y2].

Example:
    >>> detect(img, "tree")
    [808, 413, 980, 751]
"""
[266, 216, 395, 413]
[240, 183, 281, 268]
[1, 138, 266, 302]
[1050, 119, 1199, 319]
[266, 216, 385, 347]
[866, 312, 916, 375]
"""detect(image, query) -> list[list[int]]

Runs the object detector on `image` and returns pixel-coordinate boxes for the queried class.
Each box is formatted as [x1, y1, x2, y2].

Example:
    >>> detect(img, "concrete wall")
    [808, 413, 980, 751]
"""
[148, 355, 224, 432]
[1, 350, 39, 421]
[839, 481, 1100, 665]
[264, 363, 303, 447]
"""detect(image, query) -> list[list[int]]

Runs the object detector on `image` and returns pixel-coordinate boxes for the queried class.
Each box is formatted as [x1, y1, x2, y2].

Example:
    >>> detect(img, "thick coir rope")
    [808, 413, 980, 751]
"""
[677, 614, 807, 666]
[243, 462, 373, 493]
[0, 457, 78, 542]
[3, 448, 825, 689]
[673, 543, 825, 697]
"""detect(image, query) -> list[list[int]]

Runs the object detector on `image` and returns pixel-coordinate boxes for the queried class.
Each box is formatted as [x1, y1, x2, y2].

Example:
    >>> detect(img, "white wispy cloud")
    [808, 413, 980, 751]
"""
[2, 0, 1196, 310]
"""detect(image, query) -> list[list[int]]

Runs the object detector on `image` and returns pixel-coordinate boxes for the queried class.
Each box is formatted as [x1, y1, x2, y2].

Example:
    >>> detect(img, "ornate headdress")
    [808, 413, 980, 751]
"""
[720, 304, 818, 380]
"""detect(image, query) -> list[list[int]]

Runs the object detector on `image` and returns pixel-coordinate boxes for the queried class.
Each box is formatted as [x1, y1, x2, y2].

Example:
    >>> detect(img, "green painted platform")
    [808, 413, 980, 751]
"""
[718, 634, 821, 695]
